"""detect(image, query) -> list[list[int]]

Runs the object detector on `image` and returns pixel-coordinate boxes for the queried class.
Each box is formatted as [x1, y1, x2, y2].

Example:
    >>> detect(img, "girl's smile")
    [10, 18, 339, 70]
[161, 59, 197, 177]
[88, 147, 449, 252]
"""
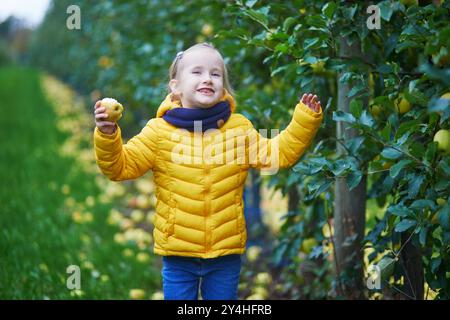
[197, 88, 215, 96]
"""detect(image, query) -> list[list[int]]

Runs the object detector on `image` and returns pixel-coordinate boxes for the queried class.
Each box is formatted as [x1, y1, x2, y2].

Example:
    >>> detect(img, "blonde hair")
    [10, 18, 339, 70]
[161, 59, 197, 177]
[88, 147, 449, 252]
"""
[167, 42, 235, 98]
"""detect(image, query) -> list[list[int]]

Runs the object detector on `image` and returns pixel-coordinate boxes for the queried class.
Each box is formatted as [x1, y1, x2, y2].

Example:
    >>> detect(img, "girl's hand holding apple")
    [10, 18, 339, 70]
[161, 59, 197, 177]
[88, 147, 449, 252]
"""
[94, 98, 123, 135]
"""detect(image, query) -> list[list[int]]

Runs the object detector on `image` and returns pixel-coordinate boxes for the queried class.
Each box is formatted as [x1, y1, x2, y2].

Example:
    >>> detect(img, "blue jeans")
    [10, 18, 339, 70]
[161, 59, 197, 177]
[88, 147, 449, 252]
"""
[162, 254, 242, 300]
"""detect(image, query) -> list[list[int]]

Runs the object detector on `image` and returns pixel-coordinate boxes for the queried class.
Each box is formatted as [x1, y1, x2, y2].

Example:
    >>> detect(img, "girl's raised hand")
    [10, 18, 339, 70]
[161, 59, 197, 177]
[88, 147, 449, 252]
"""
[301, 93, 321, 113]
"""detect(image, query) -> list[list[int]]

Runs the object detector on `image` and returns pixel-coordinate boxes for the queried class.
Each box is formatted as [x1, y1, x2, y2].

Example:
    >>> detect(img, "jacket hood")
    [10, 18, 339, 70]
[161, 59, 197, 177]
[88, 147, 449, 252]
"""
[156, 89, 236, 118]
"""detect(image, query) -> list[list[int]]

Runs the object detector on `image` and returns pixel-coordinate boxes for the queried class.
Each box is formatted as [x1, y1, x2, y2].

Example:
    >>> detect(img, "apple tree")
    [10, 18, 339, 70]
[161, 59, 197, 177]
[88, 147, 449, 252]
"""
[223, 0, 449, 299]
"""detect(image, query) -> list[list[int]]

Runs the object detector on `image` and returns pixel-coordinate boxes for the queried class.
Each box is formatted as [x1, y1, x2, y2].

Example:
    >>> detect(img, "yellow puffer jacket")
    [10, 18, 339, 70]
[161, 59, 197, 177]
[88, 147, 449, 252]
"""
[94, 90, 323, 258]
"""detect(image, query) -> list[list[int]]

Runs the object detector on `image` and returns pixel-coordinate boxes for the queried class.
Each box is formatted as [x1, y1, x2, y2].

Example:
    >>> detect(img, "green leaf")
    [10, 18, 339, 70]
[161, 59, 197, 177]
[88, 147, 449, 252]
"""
[409, 142, 425, 159]
[377, 256, 396, 281]
[395, 132, 411, 147]
[308, 180, 324, 193]
[396, 120, 420, 140]
[401, 24, 422, 37]
[306, 179, 333, 200]
[395, 219, 417, 232]
[435, 180, 450, 192]
[242, 8, 269, 29]
[273, 241, 288, 266]
[437, 204, 450, 230]
[381, 147, 403, 160]
[270, 31, 289, 41]
[395, 40, 420, 53]
[247, 36, 265, 46]
[380, 123, 392, 141]
[300, 76, 313, 88]
[360, 110, 375, 127]
[270, 64, 290, 77]
[418, 62, 450, 86]
[404, 90, 428, 107]
[379, 1, 394, 21]
[332, 111, 356, 123]
[245, 0, 257, 8]
[376, 64, 393, 74]
[430, 258, 441, 273]
[287, 172, 298, 187]
[408, 175, 425, 199]
[347, 170, 363, 190]
[443, 232, 450, 246]
[306, 15, 327, 29]
[283, 17, 297, 32]
[331, 159, 351, 176]
[349, 99, 362, 118]
[309, 157, 329, 166]
[263, 54, 274, 65]
[293, 162, 311, 175]
[437, 160, 450, 180]
[339, 72, 355, 83]
[410, 199, 434, 210]
[322, 2, 336, 20]
[342, 5, 357, 20]
[419, 227, 427, 246]
[348, 85, 366, 98]
[428, 97, 450, 122]
[347, 136, 365, 155]
[274, 42, 289, 53]
[218, 28, 250, 40]
[315, 179, 333, 196]
[390, 159, 412, 179]
[388, 204, 413, 217]
[424, 142, 437, 165]
[304, 38, 321, 50]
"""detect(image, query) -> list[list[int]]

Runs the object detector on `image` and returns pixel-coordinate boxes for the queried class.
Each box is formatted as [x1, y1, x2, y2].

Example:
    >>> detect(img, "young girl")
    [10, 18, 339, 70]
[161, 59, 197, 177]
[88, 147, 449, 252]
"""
[93, 42, 322, 300]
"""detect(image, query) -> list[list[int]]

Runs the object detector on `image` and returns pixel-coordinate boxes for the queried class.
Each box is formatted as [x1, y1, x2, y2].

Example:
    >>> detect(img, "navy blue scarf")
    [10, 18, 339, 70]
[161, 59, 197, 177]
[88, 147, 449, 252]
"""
[162, 100, 231, 132]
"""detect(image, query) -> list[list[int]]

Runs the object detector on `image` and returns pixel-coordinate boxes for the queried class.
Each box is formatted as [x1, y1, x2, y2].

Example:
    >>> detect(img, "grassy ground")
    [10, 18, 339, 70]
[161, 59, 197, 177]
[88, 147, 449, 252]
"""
[0, 66, 161, 299]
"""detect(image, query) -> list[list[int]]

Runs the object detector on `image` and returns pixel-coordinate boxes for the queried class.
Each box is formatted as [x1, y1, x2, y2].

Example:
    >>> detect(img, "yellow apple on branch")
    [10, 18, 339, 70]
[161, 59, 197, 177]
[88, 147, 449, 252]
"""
[395, 95, 411, 114]
[434, 129, 450, 155]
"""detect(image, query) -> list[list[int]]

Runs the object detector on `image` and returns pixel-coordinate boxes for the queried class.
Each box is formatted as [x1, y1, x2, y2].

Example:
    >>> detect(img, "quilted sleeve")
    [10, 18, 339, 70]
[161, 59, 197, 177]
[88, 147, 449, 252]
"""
[246, 101, 323, 174]
[93, 119, 158, 181]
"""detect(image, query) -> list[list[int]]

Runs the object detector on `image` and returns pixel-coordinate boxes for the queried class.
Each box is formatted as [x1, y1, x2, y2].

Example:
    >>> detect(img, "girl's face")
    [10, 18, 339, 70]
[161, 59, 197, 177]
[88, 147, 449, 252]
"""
[169, 48, 224, 109]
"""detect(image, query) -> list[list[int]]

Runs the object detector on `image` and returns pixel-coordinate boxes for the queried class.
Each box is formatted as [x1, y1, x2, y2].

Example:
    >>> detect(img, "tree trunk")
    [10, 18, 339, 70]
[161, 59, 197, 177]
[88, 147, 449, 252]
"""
[249, 168, 262, 225]
[287, 184, 300, 214]
[244, 169, 263, 244]
[334, 36, 367, 299]
[401, 233, 424, 299]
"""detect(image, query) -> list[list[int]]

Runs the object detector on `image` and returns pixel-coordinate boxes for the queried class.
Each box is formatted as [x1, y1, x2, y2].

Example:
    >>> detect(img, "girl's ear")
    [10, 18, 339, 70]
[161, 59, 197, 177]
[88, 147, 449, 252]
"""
[169, 79, 179, 94]
[169, 79, 181, 102]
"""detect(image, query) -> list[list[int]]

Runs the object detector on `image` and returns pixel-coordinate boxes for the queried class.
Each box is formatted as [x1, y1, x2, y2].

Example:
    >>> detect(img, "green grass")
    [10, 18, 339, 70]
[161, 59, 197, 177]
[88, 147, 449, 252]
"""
[0, 66, 160, 299]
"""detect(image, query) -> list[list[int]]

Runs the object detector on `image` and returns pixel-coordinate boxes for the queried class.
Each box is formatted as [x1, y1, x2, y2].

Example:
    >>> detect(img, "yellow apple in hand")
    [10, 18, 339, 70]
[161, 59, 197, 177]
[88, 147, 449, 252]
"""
[100, 98, 123, 122]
